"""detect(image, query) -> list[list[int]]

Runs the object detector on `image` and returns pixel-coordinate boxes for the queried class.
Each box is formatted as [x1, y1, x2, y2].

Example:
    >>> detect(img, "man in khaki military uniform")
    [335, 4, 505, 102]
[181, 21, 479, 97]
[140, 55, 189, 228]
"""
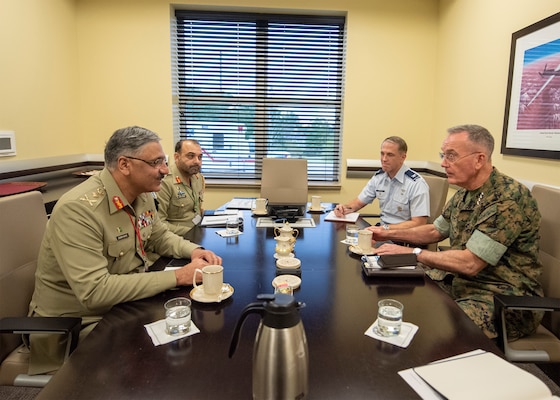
[157, 139, 205, 236]
[371, 124, 543, 341]
[28, 126, 222, 374]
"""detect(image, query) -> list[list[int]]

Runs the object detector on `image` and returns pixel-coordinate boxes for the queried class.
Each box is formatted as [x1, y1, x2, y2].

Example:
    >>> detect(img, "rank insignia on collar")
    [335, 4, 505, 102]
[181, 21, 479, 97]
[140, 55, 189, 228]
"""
[175, 176, 182, 184]
[113, 196, 124, 210]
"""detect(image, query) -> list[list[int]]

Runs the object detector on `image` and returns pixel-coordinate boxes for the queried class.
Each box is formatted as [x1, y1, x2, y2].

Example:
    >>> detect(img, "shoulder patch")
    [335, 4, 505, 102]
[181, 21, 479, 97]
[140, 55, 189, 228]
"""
[405, 169, 421, 181]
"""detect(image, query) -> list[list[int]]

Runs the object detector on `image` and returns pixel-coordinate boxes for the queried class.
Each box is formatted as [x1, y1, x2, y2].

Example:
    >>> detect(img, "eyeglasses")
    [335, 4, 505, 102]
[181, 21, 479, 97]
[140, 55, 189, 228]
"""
[439, 152, 481, 164]
[124, 155, 168, 168]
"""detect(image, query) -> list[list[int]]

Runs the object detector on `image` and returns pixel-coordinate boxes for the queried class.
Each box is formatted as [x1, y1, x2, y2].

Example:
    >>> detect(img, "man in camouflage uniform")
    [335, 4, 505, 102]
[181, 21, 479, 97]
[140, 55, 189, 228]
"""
[370, 124, 543, 340]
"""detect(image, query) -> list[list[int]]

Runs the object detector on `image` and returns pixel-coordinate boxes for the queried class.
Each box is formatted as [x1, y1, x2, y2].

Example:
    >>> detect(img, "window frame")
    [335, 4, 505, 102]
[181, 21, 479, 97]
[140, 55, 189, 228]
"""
[172, 9, 346, 186]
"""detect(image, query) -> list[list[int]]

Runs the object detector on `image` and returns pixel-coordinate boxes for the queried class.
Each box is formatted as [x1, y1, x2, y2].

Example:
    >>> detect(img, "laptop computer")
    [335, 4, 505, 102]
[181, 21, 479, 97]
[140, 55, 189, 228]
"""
[260, 158, 308, 222]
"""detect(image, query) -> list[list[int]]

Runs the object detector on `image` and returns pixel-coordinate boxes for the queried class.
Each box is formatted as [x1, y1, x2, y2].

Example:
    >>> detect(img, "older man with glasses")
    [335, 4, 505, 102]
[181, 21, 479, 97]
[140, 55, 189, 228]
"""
[28, 126, 222, 375]
[371, 124, 543, 343]
[156, 139, 206, 236]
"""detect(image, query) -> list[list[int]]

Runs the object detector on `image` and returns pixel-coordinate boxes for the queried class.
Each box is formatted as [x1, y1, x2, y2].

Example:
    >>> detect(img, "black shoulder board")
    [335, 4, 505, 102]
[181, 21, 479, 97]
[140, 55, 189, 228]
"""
[374, 169, 385, 176]
[405, 169, 420, 181]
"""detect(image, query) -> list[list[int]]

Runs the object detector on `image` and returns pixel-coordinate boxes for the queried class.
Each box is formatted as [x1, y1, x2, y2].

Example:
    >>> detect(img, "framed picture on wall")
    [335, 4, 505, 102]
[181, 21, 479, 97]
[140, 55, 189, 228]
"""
[501, 11, 560, 160]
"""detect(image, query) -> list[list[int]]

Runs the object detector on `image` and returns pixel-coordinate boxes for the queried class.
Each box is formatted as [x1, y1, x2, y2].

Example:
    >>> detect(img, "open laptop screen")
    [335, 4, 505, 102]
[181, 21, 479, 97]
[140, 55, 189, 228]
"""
[260, 158, 308, 219]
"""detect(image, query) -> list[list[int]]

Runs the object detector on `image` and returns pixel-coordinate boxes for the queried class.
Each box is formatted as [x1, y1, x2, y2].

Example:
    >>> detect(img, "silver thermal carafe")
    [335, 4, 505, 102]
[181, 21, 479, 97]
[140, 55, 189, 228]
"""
[229, 293, 308, 400]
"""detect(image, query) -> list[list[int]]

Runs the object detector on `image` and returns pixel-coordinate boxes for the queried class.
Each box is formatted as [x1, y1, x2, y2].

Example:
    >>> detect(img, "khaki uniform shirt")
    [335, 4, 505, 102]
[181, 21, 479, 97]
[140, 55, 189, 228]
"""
[30, 168, 200, 322]
[157, 164, 205, 236]
[29, 169, 202, 373]
[429, 168, 543, 339]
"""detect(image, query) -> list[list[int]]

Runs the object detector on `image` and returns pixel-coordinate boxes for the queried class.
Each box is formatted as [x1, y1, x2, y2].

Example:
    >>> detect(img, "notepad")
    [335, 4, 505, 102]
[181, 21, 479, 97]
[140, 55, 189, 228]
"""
[200, 211, 243, 227]
[399, 349, 560, 400]
[226, 197, 255, 210]
[324, 210, 360, 223]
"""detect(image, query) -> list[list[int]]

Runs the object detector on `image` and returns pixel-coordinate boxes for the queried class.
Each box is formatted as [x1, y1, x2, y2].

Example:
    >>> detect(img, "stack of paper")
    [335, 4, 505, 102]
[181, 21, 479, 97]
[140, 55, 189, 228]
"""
[399, 349, 559, 400]
[226, 197, 255, 210]
[200, 211, 243, 227]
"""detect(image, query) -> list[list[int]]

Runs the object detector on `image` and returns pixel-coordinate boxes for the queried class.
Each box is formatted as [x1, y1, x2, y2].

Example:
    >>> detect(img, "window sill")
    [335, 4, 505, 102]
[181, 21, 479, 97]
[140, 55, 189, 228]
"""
[206, 179, 341, 190]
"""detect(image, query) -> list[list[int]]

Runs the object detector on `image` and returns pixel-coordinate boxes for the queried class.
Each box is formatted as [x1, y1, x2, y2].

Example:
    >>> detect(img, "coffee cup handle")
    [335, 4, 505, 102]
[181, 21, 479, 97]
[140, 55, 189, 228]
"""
[193, 268, 203, 289]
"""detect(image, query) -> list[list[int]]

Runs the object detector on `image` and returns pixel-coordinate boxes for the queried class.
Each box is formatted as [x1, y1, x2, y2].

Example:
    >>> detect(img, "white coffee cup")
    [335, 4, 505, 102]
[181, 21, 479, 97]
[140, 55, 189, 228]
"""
[311, 195, 322, 210]
[193, 265, 224, 296]
[358, 229, 373, 252]
[254, 198, 268, 213]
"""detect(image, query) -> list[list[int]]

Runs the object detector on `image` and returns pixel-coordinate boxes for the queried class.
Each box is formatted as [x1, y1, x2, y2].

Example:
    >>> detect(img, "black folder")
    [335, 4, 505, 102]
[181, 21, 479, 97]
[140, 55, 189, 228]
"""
[377, 254, 417, 268]
[361, 255, 424, 278]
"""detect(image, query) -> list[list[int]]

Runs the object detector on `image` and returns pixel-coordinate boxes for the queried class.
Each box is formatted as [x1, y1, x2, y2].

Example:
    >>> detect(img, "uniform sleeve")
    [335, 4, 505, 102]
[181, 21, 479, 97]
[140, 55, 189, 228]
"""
[357, 175, 378, 204]
[156, 177, 180, 233]
[465, 200, 521, 265]
[147, 209, 201, 257]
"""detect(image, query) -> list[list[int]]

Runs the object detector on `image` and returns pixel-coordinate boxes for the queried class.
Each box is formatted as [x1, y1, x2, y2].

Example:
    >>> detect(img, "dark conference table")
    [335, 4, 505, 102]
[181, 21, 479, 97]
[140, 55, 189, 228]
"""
[37, 207, 501, 399]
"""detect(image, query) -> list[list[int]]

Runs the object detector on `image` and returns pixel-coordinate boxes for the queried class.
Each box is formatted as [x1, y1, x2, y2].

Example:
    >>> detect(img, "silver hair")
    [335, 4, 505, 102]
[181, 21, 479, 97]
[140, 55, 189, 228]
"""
[447, 124, 494, 157]
[104, 126, 161, 170]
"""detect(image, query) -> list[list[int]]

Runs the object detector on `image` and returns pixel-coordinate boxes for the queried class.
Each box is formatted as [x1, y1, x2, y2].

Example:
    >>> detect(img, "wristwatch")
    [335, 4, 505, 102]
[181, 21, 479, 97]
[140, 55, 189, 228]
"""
[412, 247, 422, 256]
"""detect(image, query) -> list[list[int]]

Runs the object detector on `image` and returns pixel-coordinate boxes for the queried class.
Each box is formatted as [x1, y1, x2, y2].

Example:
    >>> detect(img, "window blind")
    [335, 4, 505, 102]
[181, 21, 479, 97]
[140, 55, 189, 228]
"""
[173, 10, 346, 181]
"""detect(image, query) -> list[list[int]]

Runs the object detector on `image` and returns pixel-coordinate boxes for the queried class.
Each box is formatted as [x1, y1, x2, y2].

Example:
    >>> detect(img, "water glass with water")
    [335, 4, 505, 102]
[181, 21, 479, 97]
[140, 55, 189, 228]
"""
[346, 224, 359, 245]
[165, 297, 192, 335]
[226, 217, 240, 235]
[377, 299, 403, 336]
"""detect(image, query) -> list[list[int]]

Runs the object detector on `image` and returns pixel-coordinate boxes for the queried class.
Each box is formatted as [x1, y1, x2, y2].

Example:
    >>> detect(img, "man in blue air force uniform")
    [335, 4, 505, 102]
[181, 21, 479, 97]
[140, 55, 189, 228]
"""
[334, 136, 430, 231]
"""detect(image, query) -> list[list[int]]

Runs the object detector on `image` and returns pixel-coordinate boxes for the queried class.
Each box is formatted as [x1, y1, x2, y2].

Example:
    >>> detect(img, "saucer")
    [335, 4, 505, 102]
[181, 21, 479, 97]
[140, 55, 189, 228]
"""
[272, 275, 302, 290]
[274, 252, 295, 259]
[252, 209, 268, 216]
[349, 245, 376, 256]
[307, 206, 325, 213]
[276, 257, 301, 269]
[190, 283, 234, 303]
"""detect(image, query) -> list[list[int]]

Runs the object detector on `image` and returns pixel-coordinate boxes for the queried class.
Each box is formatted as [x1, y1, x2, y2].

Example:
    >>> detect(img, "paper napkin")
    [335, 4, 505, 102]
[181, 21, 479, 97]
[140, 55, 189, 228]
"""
[215, 229, 243, 238]
[364, 319, 418, 348]
[145, 319, 200, 346]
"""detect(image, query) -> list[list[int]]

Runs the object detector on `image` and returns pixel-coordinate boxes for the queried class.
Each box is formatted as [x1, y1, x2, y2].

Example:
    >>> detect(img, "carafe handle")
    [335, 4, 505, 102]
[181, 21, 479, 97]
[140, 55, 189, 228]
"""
[228, 302, 265, 358]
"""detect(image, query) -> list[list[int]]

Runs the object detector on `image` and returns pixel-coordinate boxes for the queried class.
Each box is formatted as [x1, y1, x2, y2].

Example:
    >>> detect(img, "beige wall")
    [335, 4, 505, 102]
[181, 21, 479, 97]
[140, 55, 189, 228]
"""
[0, 0, 80, 158]
[434, 0, 560, 189]
[0, 0, 558, 209]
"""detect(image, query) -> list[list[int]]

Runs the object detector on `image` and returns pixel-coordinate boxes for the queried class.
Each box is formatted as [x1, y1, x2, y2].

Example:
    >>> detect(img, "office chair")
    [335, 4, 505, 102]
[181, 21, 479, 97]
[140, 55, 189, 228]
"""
[494, 184, 560, 362]
[422, 174, 449, 251]
[0, 191, 81, 387]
